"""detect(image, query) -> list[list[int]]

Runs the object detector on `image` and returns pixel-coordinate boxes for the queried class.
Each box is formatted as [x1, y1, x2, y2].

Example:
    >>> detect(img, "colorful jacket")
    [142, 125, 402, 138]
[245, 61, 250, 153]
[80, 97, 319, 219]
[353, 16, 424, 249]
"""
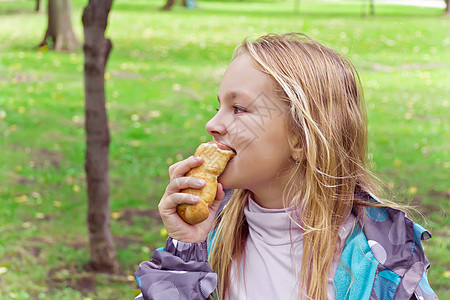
[134, 189, 438, 299]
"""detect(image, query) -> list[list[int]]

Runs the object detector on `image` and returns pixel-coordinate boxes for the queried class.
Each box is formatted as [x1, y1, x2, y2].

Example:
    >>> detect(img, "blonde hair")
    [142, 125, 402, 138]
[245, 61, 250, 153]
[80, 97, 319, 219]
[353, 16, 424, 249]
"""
[208, 32, 386, 299]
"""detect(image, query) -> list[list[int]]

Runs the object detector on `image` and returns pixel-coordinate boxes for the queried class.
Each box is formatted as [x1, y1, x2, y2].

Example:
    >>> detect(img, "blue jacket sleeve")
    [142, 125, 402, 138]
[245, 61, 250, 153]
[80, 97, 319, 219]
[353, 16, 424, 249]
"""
[134, 237, 217, 300]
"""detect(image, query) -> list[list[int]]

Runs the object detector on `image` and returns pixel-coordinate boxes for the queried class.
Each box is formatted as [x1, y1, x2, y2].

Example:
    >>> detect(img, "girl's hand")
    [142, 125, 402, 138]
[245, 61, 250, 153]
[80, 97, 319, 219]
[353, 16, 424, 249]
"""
[158, 155, 226, 243]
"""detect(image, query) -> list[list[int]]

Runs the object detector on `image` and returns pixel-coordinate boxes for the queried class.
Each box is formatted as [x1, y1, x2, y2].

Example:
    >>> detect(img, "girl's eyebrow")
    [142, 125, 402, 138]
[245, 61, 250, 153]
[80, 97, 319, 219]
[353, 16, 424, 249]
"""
[217, 91, 253, 104]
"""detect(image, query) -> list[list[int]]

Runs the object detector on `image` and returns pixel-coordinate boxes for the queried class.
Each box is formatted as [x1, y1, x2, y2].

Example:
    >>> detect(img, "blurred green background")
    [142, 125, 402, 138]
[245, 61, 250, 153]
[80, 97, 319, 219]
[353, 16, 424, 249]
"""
[0, 0, 448, 299]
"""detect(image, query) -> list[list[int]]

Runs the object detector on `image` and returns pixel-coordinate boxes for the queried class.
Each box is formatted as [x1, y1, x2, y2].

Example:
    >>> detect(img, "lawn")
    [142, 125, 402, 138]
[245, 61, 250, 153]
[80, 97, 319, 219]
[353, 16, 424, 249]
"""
[0, 0, 448, 299]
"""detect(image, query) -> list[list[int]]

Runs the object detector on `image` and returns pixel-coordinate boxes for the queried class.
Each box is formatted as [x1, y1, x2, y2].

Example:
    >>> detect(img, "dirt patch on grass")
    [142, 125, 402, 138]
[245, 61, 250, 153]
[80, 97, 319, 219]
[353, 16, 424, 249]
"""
[68, 235, 140, 251]
[409, 188, 449, 216]
[117, 208, 161, 226]
[47, 263, 136, 296]
[16, 176, 36, 185]
[48, 265, 97, 296]
[29, 148, 64, 169]
[114, 235, 140, 248]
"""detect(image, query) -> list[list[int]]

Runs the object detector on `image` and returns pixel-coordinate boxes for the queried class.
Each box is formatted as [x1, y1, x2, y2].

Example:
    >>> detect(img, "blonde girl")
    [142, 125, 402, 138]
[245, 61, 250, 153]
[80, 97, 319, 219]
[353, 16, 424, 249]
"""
[134, 33, 437, 300]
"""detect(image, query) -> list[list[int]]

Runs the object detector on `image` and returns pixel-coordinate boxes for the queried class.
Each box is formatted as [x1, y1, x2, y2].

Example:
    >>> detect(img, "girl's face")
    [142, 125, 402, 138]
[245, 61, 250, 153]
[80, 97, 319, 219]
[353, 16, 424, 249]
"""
[206, 54, 295, 198]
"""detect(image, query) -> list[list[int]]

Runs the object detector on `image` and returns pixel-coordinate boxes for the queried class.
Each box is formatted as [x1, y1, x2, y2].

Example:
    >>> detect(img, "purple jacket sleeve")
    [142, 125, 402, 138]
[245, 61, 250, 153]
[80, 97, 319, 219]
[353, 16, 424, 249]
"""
[134, 237, 217, 300]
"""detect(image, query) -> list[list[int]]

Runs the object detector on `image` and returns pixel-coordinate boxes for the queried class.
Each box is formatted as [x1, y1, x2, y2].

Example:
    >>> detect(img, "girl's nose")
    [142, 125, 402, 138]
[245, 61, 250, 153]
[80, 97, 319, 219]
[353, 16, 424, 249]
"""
[206, 113, 227, 137]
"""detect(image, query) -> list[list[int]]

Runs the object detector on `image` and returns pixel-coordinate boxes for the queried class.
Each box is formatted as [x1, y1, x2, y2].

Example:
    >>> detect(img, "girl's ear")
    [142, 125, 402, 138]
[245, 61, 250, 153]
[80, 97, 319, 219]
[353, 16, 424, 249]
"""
[287, 134, 303, 162]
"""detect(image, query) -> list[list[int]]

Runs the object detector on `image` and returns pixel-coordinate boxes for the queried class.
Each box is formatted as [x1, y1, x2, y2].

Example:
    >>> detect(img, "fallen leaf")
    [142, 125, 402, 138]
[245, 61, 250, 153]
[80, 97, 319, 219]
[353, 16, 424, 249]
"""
[22, 222, 32, 228]
[17, 106, 26, 114]
[0, 267, 8, 275]
[14, 194, 28, 203]
[127, 275, 135, 282]
[407, 186, 418, 195]
[111, 212, 121, 220]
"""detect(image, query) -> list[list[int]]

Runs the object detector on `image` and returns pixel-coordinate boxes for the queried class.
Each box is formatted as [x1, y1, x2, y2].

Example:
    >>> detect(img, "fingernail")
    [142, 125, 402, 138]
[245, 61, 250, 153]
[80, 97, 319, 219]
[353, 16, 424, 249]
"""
[194, 156, 202, 161]
[192, 196, 201, 202]
[196, 179, 205, 186]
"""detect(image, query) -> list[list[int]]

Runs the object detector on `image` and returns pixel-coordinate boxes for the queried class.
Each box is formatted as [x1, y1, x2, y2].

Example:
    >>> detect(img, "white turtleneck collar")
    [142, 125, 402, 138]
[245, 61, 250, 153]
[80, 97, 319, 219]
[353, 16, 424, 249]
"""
[244, 194, 302, 246]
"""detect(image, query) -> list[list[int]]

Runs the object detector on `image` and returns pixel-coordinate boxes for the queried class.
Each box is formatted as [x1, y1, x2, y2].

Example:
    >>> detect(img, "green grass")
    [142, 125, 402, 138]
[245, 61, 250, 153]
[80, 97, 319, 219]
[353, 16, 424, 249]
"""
[0, 0, 449, 298]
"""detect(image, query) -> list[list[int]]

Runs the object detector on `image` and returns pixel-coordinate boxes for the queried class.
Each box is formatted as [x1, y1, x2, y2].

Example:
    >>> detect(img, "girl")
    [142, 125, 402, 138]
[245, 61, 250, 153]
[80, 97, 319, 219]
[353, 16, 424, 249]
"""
[134, 33, 437, 300]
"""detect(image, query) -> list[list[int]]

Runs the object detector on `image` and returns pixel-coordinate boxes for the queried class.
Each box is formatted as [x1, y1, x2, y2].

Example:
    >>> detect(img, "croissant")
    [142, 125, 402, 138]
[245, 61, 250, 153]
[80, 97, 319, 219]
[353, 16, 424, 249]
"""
[177, 142, 235, 224]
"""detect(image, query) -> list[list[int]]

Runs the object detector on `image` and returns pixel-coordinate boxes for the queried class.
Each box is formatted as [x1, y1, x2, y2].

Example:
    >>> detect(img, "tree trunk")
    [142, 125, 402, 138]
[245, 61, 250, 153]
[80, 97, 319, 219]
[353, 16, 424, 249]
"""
[361, 0, 375, 17]
[161, 0, 176, 11]
[369, 0, 375, 16]
[446, 0, 450, 15]
[82, 0, 119, 273]
[36, 0, 43, 13]
[39, 0, 78, 51]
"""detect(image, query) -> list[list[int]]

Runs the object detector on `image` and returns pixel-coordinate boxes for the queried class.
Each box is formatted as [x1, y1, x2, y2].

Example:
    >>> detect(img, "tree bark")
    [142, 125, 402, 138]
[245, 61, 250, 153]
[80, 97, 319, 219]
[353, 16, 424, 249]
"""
[36, 0, 43, 13]
[161, 0, 176, 11]
[82, 0, 119, 273]
[39, 0, 78, 51]
[445, 0, 450, 15]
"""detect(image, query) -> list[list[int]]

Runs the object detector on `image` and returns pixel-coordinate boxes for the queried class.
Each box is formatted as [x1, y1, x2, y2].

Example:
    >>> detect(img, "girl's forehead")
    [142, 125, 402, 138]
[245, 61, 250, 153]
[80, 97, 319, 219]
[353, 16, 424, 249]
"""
[220, 55, 275, 96]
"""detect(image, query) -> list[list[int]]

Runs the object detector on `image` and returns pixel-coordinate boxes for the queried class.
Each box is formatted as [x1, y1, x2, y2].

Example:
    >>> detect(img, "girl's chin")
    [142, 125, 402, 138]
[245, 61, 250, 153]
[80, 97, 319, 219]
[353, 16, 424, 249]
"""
[218, 157, 239, 189]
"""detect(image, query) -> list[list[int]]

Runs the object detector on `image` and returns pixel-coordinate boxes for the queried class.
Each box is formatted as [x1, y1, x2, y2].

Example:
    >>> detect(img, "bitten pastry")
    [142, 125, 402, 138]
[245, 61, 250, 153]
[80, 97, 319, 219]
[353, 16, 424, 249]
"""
[177, 141, 235, 225]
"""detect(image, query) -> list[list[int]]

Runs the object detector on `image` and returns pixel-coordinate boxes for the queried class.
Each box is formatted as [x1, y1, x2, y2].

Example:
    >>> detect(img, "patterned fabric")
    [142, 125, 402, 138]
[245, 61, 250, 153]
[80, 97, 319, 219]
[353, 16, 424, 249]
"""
[334, 190, 438, 300]
[134, 237, 217, 300]
[134, 189, 438, 300]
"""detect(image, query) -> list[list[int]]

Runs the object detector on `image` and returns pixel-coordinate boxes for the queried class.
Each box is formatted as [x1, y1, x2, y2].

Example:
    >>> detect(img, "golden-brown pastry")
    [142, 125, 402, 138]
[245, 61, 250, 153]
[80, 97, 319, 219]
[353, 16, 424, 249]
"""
[177, 142, 235, 224]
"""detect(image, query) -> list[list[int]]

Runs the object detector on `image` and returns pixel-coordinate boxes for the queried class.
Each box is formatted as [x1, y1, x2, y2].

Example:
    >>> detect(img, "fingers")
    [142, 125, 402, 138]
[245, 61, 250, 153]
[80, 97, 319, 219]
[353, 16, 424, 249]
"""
[169, 156, 203, 179]
[166, 176, 206, 194]
[209, 183, 225, 213]
[216, 182, 225, 202]
[159, 192, 201, 213]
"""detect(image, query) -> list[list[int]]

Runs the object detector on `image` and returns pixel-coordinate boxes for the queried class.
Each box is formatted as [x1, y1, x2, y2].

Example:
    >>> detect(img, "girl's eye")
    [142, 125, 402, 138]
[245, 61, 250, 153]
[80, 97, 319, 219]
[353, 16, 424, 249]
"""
[233, 106, 246, 114]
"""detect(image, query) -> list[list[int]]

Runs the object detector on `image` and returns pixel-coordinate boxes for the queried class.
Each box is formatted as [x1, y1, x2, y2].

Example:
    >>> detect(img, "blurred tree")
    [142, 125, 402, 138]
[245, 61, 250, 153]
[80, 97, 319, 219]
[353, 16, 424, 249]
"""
[361, 0, 375, 16]
[161, 0, 176, 11]
[39, 0, 78, 51]
[82, 0, 119, 273]
[446, 0, 449, 15]
[36, 0, 43, 13]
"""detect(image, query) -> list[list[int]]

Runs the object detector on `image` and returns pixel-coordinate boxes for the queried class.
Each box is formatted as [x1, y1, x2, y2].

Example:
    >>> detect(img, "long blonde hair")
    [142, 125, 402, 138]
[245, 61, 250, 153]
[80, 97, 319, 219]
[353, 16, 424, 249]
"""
[209, 32, 382, 299]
